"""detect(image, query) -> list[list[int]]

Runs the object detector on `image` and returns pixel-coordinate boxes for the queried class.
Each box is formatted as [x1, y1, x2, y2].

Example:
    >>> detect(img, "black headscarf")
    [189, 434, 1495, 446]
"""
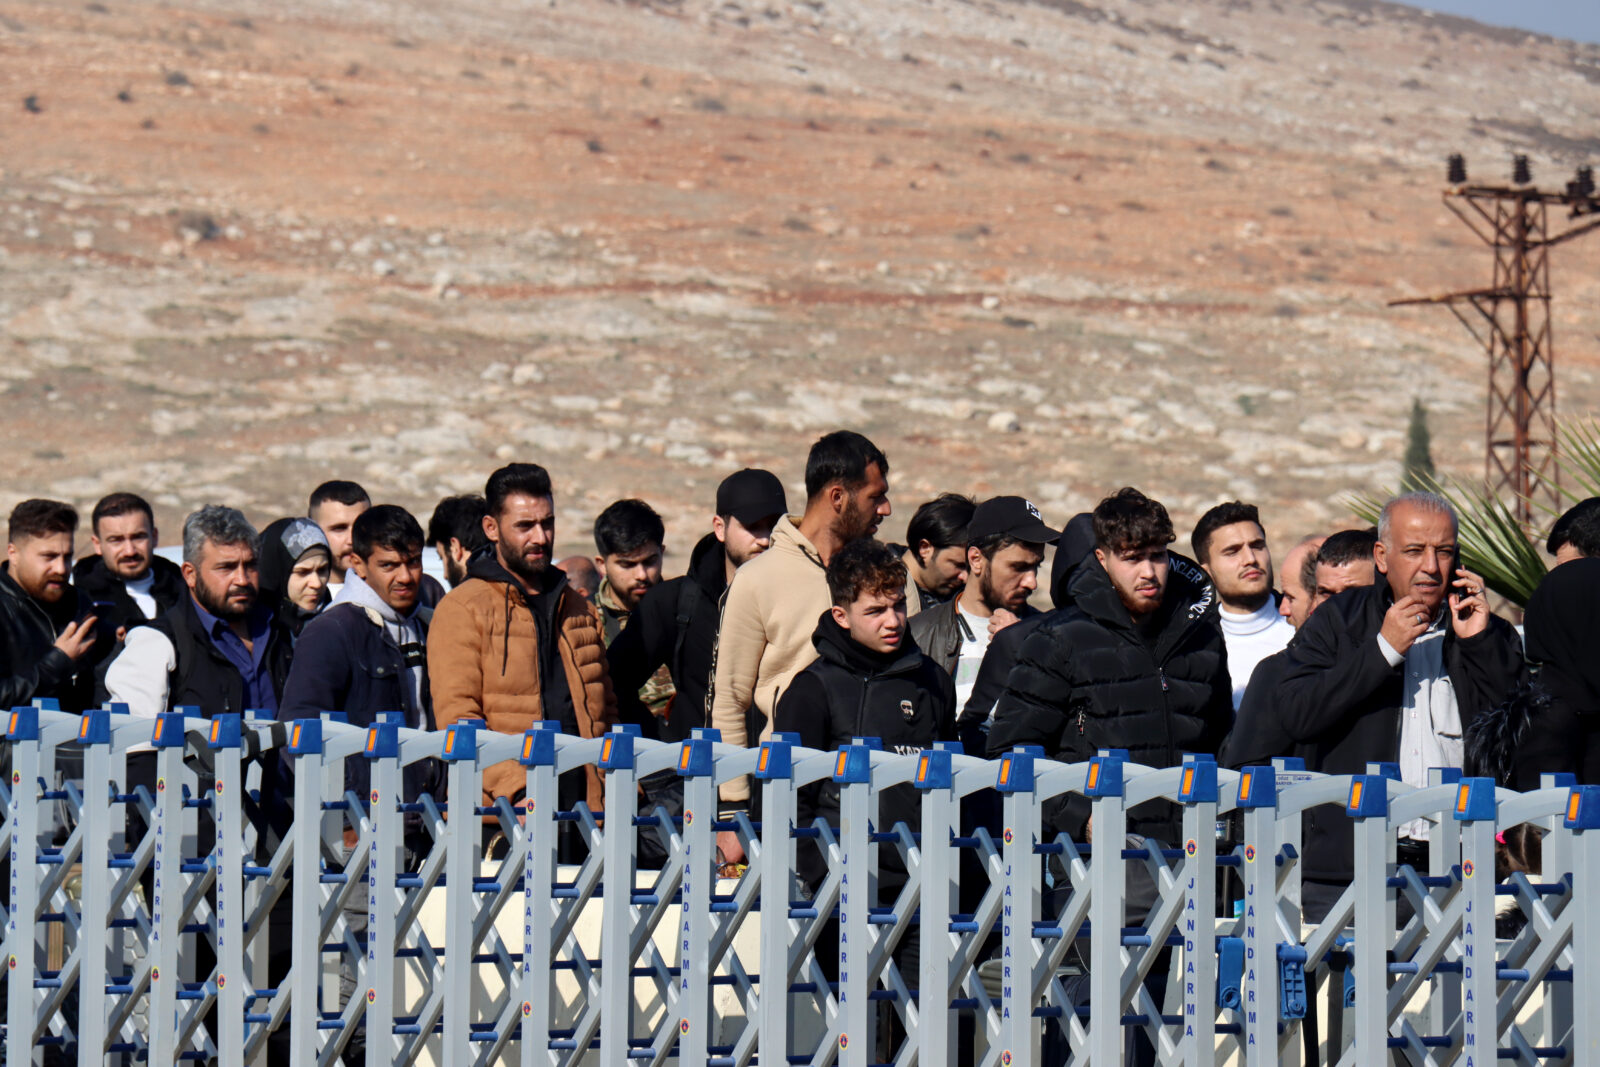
[258, 516, 332, 636]
[1524, 556, 1600, 715]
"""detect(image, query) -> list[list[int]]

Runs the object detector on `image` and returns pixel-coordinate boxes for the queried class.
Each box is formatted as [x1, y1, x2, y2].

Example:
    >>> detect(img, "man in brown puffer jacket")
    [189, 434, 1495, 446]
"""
[429, 463, 617, 818]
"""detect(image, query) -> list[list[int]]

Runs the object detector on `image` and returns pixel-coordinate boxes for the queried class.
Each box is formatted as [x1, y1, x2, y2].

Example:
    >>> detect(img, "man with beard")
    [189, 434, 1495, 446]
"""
[608, 469, 787, 741]
[1, 499, 107, 711]
[607, 470, 787, 866]
[426, 494, 489, 589]
[592, 499, 674, 720]
[989, 487, 1232, 846]
[72, 492, 186, 639]
[105, 505, 294, 721]
[1191, 501, 1294, 710]
[429, 463, 617, 823]
[910, 496, 1058, 709]
[895, 493, 976, 616]
[710, 431, 889, 863]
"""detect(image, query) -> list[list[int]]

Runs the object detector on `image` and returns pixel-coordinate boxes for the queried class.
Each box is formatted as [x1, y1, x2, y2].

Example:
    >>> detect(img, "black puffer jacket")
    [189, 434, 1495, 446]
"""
[775, 612, 956, 890]
[987, 554, 1231, 844]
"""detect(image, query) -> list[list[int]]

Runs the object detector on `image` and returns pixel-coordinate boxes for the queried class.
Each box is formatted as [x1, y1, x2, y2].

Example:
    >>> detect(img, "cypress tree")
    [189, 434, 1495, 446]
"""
[1401, 398, 1435, 492]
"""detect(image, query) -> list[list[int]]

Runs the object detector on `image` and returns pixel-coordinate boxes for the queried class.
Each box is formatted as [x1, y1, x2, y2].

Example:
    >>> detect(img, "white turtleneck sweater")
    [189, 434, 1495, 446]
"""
[1218, 599, 1295, 711]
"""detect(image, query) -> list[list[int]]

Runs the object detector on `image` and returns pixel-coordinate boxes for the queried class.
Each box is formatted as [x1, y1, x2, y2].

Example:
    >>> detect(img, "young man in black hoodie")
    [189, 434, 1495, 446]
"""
[775, 538, 956, 889]
[775, 538, 954, 1061]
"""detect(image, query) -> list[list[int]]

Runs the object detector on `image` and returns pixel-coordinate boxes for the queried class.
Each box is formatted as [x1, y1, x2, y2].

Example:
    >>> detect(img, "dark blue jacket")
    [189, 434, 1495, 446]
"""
[277, 602, 440, 812]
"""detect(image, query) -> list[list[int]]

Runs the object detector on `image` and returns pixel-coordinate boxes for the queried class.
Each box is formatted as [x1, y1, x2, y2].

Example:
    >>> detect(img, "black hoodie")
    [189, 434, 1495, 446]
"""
[775, 611, 956, 890]
[607, 532, 728, 745]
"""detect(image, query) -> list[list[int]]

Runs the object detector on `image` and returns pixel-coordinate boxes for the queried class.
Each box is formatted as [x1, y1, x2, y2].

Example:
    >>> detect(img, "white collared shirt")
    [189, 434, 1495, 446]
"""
[1377, 614, 1463, 841]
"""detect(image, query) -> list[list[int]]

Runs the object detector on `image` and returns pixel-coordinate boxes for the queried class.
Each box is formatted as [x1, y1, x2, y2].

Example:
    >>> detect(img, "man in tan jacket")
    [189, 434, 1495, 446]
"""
[710, 430, 891, 862]
[429, 463, 617, 834]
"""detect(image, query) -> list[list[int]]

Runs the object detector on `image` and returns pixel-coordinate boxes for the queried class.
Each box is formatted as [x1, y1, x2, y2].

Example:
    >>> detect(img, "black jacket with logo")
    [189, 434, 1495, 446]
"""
[987, 554, 1231, 845]
[774, 613, 956, 890]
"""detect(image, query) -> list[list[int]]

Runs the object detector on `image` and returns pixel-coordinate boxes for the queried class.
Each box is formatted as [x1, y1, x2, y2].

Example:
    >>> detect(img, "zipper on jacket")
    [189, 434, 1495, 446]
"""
[855, 674, 872, 739]
[1076, 708, 1085, 736]
[1158, 668, 1169, 692]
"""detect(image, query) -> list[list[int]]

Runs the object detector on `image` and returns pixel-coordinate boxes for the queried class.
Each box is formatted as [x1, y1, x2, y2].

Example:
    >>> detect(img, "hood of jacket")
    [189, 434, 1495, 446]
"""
[335, 569, 429, 627]
[809, 609, 925, 679]
[771, 515, 826, 572]
[1048, 513, 1097, 610]
[688, 532, 728, 598]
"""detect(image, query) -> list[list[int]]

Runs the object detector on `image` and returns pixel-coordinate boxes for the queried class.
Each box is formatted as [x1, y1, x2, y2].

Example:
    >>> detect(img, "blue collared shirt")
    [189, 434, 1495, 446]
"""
[190, 597, 277, 714]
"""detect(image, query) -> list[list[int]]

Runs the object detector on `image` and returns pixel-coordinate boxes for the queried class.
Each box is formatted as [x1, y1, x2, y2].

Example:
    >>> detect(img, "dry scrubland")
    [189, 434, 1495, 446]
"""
[4, 0, 1600, 562]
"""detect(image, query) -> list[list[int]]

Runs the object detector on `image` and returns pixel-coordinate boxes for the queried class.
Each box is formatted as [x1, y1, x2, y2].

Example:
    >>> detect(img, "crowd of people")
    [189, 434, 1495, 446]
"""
[3, 430, 1599, 896]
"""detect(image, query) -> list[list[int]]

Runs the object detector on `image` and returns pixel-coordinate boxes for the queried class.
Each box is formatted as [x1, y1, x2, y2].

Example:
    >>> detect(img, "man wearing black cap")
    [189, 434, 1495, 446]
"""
[608, 468, 787, 742]
[909, 496, 1058, 710]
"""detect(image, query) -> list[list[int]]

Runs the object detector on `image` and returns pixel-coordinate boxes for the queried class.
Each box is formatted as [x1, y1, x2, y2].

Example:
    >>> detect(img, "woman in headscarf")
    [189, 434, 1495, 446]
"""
[258, 517, 333, 639]
[1513, 556, 1600, 788]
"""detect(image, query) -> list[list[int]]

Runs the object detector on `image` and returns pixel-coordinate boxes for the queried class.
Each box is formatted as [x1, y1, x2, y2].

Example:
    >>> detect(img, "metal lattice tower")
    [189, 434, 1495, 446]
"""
[1391, 155, 1600, 525]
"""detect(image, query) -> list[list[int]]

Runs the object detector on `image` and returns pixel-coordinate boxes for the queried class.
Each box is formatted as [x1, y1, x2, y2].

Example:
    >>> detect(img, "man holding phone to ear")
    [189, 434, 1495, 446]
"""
[1273, 491, 1524, 921]
[0, 499, 108, 711]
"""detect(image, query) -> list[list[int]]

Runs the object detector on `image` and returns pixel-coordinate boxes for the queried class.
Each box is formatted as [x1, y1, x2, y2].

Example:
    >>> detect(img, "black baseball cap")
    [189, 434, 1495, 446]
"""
[967, 496, 1061, 544]
[716, 469, 788, 526]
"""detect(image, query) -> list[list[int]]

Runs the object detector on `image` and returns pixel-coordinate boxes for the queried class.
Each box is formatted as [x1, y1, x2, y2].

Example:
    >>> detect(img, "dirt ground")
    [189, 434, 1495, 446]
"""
[3, 0, 1599, 564]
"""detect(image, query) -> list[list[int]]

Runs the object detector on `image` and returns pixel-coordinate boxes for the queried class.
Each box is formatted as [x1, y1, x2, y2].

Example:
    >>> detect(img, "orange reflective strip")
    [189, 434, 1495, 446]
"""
[1240, 771, 1253, 801]
[682, 746, 695, 771]
[152, 718, 165, 743]
[292, 724, 302, 749]
[1088, 762, 1100, 790]
[998, 757, 1011, 787]
[209, 720, 221, 743]
[523, 736, 535, 761]
[1456, 785, 1471, 814]
[79, 719, 90, 739]
[1349, 781, 1364, 810]
[1181, 767, 1194, 795]
[835, 752, 849, 778]
[757, 748, 770, 773]
[444, 732, 455, 756]
[917, 754, 930, 783]
[366, 731, 377, 754]
[601, 738, 613, 764]
[1570, 793, 1583, 823]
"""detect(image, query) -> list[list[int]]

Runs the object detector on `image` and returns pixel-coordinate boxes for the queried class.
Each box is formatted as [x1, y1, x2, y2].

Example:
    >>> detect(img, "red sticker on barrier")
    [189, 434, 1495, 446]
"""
[1244, 846, 1257, 864]
[1463, 860, 1475, 879]
[151, 967, 160, 982]
[367, 989, 377, 1004]
[1185, 839, 1198, 857]
[1003, 828, 1014, 844]
[839, 1035, 849, 1050]
[685, 810, 693, 826]
[523, 1002, 533, 1017]
[680, 1020, 690, 1034]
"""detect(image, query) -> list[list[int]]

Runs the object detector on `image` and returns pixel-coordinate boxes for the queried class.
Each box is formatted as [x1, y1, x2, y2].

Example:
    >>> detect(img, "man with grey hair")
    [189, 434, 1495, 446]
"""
[1273, 492, 1523, 921]
[106, 504, 295, 722]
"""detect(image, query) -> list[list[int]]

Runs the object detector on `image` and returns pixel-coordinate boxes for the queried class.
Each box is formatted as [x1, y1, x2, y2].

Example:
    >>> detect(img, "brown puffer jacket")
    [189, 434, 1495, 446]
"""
[428, 555, 617, 813]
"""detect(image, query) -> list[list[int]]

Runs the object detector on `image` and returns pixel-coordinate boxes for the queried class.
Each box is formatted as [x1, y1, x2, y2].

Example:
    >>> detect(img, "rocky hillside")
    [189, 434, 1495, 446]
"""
[3, 0, 1599, 562]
